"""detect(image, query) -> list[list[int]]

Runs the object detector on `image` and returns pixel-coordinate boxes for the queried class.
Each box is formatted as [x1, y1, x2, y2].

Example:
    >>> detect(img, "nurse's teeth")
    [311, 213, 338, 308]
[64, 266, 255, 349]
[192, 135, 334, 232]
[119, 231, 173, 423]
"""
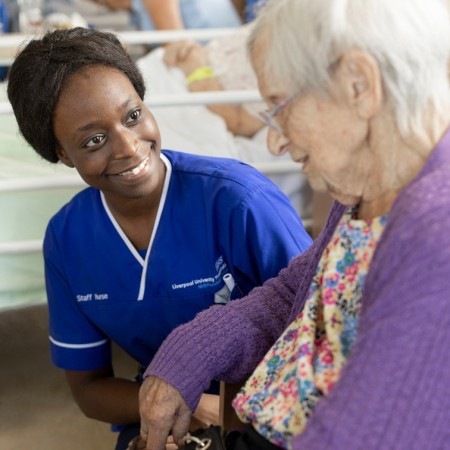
[118, 158, 148, 176]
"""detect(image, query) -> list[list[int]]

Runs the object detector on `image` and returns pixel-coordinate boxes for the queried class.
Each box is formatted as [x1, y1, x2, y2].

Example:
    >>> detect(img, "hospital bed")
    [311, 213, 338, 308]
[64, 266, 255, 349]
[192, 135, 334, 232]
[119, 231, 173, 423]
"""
[0, 28, 313, 312]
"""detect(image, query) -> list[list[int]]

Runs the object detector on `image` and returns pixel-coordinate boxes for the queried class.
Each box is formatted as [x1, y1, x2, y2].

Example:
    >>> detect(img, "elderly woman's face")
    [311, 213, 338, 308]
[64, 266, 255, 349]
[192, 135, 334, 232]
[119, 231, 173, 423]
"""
[252, 40, 372, 205]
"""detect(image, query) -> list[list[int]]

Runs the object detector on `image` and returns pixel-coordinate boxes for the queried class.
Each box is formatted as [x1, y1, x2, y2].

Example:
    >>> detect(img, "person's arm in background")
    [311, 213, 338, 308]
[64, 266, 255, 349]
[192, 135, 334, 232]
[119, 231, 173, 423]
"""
[140, 0, 183, 29]
[164, 40, 265, 137]
[88, 0, 183, 29]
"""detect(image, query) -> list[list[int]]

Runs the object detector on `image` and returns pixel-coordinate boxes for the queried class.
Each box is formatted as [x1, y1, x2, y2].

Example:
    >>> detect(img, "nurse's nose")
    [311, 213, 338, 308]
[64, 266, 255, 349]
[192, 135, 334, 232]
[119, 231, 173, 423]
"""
[266, 127, 290, 157]
[111, 127, 140, 159]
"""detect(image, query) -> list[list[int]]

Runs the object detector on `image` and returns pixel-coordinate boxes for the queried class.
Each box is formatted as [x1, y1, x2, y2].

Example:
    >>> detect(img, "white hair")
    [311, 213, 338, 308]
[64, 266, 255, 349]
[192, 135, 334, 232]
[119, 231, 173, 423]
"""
[248, 0, 450, 137]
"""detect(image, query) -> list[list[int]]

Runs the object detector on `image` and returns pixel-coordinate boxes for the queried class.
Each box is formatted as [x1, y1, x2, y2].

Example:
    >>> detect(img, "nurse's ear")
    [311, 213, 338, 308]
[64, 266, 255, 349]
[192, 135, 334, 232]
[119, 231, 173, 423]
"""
[333, 49, 384, 120]
[56, 145, 75, 168]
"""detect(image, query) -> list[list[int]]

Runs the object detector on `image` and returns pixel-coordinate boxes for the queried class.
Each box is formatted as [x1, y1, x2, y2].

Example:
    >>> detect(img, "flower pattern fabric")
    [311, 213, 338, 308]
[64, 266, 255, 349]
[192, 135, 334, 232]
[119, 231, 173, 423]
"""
[232, 208, 388, 448]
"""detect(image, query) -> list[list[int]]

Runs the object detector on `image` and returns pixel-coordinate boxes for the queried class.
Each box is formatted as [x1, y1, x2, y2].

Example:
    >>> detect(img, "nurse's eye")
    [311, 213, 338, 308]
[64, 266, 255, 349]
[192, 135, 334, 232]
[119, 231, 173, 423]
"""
[85, 134, 106, 147]
[126, 108, 141, 124]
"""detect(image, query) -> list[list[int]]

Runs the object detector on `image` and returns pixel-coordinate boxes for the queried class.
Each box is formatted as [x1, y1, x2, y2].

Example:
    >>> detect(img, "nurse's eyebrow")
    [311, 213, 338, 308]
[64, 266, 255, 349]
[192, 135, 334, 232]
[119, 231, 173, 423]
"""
[74, 97, 136, 134]
[76, 122, 99, 133]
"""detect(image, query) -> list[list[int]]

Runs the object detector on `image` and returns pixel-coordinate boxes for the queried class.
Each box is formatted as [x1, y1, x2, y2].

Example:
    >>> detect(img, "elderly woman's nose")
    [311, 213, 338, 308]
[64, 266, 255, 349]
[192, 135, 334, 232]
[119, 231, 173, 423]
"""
[267, 127, 290, 156]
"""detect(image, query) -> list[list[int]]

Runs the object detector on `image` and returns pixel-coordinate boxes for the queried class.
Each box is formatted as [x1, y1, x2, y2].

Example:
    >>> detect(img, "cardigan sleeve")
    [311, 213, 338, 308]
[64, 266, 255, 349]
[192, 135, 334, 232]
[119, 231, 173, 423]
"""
[291, 174, 450, 449]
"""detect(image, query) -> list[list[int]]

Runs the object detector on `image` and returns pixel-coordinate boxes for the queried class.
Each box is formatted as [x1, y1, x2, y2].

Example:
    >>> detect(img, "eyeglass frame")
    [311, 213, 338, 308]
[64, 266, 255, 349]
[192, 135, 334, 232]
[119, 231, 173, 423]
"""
[258, 94, 297, 133]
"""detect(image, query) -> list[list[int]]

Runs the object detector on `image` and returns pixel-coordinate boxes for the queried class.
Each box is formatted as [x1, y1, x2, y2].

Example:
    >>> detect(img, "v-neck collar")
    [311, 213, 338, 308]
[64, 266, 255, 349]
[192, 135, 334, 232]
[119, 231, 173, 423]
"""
[100, 153, 172, 300]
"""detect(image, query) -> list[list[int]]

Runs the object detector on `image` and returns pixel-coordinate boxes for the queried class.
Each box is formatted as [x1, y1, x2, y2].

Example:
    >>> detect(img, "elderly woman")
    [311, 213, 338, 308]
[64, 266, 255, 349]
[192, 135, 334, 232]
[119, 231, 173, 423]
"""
[137, 0, 450, 448]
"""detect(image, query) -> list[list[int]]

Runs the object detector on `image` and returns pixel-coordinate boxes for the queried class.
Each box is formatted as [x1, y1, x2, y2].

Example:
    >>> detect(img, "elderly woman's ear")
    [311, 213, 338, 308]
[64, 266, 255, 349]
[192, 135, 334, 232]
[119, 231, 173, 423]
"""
[335, 49, 383, 120]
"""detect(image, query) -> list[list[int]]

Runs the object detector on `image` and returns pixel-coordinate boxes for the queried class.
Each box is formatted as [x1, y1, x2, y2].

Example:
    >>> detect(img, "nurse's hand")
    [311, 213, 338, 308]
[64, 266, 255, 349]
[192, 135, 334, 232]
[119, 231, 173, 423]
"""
[139, 376, 191, 450]
[193, 393, 220, 426]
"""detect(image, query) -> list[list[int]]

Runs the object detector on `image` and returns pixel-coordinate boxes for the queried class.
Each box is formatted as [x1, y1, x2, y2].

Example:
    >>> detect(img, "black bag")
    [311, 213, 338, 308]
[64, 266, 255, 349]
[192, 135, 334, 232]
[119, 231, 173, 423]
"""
[179, 426, 226, 450]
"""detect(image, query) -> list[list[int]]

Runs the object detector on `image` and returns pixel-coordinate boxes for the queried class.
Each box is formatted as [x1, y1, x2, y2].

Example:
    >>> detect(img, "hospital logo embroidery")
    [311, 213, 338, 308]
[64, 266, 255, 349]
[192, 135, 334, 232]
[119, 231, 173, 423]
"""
[171, 255, 232, 299]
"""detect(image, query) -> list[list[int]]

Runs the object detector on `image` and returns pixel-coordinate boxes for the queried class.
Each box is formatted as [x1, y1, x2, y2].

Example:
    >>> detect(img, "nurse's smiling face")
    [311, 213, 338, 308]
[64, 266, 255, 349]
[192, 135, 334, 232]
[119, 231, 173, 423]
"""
[53, 65, 164, 206]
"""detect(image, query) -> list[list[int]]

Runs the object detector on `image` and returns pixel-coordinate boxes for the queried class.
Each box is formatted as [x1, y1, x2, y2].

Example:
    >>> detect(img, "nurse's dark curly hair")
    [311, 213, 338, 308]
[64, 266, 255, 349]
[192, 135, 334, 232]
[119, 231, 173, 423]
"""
[7, 27, 146, 163]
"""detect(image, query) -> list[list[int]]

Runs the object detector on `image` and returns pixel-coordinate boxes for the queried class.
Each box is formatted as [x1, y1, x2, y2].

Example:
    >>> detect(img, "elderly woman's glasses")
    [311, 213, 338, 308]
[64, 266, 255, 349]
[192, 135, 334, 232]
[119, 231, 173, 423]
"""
[259, 95, 297, 133]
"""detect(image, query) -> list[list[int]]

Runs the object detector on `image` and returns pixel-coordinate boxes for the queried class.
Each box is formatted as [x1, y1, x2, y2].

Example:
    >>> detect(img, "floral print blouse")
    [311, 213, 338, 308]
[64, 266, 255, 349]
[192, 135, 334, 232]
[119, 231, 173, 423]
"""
[232, 208, 388, 448]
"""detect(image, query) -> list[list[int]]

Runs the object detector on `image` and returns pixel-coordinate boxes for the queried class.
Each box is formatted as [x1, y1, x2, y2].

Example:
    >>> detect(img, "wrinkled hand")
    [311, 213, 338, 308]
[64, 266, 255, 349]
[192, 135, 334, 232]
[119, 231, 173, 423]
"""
[163, 40, 209, 76]
[139, 376, 191, 450]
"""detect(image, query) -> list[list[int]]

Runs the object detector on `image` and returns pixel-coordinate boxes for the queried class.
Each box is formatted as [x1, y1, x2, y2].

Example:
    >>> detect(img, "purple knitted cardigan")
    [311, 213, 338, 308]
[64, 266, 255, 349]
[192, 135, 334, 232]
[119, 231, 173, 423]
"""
[146, 127, 450, 449]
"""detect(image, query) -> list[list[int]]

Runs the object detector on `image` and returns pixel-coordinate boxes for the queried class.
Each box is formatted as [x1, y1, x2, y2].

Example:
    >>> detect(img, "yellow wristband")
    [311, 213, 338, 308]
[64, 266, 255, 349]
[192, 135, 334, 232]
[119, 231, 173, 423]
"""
[186, 66, 216, 85]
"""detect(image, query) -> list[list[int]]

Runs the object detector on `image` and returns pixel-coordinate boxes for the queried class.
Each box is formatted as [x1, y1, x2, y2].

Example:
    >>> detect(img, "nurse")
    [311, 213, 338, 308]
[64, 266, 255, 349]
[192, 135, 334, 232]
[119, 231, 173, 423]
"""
[6, 27, 312, 449]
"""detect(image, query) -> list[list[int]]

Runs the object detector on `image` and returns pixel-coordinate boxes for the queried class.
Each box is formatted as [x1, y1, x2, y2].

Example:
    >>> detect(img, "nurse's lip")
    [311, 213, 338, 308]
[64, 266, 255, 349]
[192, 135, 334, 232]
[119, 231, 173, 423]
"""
[115, 157, 149, 177]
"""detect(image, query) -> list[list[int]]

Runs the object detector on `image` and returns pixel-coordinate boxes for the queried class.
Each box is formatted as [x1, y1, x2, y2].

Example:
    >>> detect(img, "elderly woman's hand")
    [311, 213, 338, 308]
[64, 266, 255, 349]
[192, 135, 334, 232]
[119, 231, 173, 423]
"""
[138, 376, 191, 450]
[163, 41, 209, 76]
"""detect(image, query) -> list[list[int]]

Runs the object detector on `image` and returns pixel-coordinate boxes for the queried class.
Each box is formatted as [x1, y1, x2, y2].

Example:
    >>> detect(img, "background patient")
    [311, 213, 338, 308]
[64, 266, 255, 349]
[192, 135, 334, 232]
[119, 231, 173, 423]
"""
[162, 24, 265, 138]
